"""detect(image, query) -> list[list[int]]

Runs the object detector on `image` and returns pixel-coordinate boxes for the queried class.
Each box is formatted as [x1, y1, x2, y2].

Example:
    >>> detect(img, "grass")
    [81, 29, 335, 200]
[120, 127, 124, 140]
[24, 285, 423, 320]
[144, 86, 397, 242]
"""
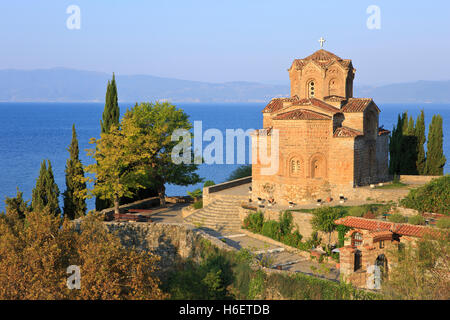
[375, 181, 408, 189]
[289, 204, 392, 217]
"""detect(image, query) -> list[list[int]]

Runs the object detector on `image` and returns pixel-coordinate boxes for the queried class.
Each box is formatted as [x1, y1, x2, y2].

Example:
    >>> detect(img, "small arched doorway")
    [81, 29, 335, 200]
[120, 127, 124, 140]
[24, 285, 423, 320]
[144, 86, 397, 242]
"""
[375, 254, 388, 281]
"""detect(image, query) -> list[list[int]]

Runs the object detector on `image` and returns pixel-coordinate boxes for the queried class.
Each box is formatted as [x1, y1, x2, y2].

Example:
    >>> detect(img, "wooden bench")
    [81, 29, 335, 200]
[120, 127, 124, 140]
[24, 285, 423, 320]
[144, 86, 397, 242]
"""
[127, 209, 153, 214]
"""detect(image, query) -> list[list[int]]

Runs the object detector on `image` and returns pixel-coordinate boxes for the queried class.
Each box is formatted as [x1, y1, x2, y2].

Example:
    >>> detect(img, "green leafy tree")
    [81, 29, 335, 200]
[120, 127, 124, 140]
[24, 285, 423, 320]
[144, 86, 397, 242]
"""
[425, 114, 446, 175]
[121, 102, 202, 207]
[187, 189, 202, 202]
[227, 164, 252, 181]
[63, 124, 87, 220]
[415, 110, 427, 175]
[86, 124, 148, 214]
[311, 207, 346, 247]
[31, 160, 61, 216]
[203, 180, 215, 188]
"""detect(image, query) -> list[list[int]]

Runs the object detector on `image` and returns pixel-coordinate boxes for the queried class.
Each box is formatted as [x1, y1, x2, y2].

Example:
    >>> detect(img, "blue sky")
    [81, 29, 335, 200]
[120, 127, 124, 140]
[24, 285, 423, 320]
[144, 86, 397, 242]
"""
[0, 1, 449, 85]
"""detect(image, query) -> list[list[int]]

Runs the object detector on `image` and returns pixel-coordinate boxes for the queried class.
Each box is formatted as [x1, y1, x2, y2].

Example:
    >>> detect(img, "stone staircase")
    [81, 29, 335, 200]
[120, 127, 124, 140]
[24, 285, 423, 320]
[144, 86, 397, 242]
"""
[184, 196, 245, 234]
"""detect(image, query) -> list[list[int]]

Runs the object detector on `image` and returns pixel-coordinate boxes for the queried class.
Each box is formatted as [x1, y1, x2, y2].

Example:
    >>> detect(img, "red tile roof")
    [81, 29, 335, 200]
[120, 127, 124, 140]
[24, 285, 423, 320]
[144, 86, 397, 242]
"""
[262, 96, 300, 113]
[273, 109, 331, 121]
[292, 49, 353, 71]
[333, 126, 363, 138]
[334, 216, 440, 238]
[368, 230, 394, 242]
[294, 98, 341, 114]
[341, 98, 379, 113]
[262, 97, 340, 115]
[378, 127, 390, 136]
[324, 95, 347, 103]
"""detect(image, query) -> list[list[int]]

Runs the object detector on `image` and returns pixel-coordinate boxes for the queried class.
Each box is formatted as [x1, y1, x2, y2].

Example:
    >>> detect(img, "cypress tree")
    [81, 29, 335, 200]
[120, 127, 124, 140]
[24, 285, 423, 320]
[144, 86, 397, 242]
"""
[32, 160, 61, 216]
[389, 114, 404, 175]
[407, 115, 415, 135]
[401, 112, 409, 134]
[100, 73, 120, 134]
[31, 160, 48, 212]
[45, 161, 61, 216]
[415, 110, 426, 175]
[63, 124, 87, 220]
[402, 114, 418, 174]
[5, 188, 30, 219]
[425, 115, 446, 175]
[390, 111, 419, 175]
[97, 74, 120, 210]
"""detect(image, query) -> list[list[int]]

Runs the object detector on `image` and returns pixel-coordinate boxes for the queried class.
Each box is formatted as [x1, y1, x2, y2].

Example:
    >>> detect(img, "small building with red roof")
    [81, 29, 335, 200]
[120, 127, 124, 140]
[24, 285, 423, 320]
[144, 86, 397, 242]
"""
[334, 216, 442, 289]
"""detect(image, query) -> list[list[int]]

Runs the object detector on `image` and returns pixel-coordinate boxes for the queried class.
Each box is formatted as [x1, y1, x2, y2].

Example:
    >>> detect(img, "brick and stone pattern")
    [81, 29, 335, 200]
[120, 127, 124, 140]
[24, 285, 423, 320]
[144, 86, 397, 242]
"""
[252, 49, 390, 205]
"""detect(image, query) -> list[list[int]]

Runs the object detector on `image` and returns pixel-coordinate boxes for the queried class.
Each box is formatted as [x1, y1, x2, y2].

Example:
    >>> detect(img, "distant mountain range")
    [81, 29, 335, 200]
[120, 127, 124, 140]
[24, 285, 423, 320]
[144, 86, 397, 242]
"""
[1, 68, 449, 104]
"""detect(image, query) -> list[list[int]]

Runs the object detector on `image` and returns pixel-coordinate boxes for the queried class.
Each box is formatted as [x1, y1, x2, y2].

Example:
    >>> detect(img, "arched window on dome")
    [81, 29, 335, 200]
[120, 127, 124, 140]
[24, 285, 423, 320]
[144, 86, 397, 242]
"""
[307, 80, 315, 98]
[328, 78, 337, 96]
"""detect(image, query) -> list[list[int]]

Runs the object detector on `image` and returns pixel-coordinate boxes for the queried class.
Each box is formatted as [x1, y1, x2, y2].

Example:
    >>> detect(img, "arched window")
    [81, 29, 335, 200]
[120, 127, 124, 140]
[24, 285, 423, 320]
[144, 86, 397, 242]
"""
[352, 232, 363, 247]
[290, 159, 301, 175]
[310, 154, 326, 179]
[328, 79, 337, 95]
[308, 80, 315, 98]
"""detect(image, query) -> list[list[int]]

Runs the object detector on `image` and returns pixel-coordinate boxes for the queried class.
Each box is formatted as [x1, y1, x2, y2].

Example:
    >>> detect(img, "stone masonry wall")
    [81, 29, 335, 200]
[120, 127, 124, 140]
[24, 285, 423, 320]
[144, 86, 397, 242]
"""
[104, 222, 236, 271]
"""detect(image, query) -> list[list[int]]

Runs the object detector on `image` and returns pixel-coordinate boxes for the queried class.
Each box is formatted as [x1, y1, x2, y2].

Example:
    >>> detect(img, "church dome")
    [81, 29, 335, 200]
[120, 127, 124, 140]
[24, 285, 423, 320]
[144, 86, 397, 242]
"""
[303, 49, 343, 61]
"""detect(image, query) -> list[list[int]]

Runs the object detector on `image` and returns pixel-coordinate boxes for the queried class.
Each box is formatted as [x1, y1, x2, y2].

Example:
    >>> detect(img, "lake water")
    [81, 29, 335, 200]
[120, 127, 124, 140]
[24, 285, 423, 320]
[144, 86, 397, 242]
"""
[0, 102, 448, 212]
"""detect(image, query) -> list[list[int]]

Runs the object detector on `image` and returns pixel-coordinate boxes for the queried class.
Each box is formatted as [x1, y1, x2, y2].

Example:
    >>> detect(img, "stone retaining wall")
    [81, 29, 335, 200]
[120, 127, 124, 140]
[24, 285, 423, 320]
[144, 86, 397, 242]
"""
[203, 176, 251, 206]
[104, 222, 236, 271]
[238, 206, 338, 244]
[399, 175, 440, 184]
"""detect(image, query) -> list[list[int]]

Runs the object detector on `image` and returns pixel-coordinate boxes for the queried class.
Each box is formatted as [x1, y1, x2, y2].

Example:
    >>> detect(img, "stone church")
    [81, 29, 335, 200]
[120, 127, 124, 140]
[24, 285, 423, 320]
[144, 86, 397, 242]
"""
[251, 48, 390, 205]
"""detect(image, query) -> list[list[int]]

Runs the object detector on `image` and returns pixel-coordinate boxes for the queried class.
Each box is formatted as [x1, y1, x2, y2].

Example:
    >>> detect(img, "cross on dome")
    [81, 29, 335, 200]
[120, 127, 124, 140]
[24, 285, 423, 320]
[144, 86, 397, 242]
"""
[318, 37, 326, 48]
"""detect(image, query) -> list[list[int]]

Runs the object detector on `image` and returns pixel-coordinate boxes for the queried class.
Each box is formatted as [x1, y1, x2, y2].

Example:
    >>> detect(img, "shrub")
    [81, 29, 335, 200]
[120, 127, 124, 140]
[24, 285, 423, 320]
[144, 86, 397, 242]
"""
[337, 225, 350, 247]
[243, 211, 264, 233]
[248, 270, 266, 299]
[408, 214, 426, 225]
[261, 220, 280, 240]
[348, 206, 366, 217]
[0, 211, 166, 300]
[282, 230, 303, 248]
[388, 213, 408, 223]
[400, 175, 450, 215]
[265, 272, 381, 300]
[436, 217, 450, 229]
[278, 211, 294, 237]
[363, 211, 376, 219]
[192, 200, 203, 209]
